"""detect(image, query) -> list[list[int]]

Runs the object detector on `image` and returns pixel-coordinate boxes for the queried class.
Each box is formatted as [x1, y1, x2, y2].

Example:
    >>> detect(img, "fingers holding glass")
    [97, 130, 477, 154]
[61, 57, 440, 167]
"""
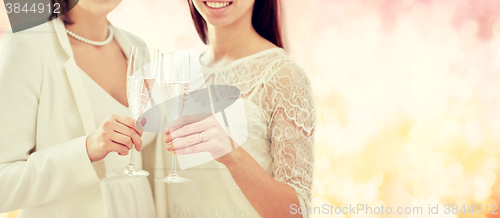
[165, 115, 238, 162]
[166, 130, 210, 151]
[113, 120, 143, 151]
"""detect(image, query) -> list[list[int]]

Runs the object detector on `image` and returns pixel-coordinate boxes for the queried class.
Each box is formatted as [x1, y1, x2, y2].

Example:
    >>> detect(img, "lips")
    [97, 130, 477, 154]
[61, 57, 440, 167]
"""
[202, 1, 233, 15]
[203, 1, 233, 9]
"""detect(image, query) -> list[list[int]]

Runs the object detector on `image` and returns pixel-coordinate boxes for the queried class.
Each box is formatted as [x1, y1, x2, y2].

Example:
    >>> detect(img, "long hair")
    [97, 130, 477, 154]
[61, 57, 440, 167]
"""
[187, 0, 283, 48]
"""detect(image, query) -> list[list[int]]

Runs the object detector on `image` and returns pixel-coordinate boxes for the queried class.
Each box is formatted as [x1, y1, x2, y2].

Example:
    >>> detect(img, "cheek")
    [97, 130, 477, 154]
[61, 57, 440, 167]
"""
[238, 0, 255, 16]
[192, 0, 204, 9]
[192, 0, 206, 17]
[239, 0, 255, 10]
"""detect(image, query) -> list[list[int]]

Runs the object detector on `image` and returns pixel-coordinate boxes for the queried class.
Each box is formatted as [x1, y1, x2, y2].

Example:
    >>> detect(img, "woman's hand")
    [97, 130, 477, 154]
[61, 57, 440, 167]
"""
[86, 114, 143, 162]
[164, 113, 240, 165]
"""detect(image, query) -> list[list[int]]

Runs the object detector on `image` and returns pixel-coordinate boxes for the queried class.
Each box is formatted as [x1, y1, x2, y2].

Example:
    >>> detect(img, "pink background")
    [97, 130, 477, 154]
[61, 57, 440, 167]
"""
[1, 0, 500, 217]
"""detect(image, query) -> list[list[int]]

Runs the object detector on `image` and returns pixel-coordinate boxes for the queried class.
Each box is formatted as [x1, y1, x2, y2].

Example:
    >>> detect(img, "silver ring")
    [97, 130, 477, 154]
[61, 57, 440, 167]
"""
[199, 133, 203, 143]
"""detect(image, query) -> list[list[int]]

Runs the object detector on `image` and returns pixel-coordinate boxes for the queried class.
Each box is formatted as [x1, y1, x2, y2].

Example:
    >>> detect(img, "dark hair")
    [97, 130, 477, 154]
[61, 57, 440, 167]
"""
[187, 0, 283, 48]
[49, 0, 77, 24]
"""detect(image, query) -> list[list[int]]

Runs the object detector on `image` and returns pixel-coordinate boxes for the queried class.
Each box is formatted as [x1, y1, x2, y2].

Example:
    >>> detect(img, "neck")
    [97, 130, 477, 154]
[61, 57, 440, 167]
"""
[65, 5, 109, 41]
[204, 11, 264, 64]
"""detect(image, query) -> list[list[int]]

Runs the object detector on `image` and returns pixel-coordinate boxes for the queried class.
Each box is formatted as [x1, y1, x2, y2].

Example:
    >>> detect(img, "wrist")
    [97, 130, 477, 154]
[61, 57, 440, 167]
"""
[85, 135, 95, 163]
[219, 146, 244, 168]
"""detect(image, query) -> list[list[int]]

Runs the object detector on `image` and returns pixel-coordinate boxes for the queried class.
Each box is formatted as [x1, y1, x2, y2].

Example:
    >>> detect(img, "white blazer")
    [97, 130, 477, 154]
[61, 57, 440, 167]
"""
[0, 18, 165, 217]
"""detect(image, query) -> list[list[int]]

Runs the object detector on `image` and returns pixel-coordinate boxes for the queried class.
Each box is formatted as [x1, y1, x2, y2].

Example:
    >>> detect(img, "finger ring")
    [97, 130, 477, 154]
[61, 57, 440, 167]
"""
[199, 133, 203, 143]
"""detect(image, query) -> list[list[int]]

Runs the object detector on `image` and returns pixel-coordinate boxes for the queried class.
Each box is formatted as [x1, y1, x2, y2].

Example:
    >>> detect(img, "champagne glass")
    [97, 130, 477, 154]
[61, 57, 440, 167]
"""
[113, 47, 160, 177]
[155, 53, 192, 183]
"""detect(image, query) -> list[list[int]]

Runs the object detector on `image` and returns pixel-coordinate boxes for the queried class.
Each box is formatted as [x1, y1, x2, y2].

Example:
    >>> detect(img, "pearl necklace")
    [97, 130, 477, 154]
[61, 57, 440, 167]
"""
[66, 25, 114, 46]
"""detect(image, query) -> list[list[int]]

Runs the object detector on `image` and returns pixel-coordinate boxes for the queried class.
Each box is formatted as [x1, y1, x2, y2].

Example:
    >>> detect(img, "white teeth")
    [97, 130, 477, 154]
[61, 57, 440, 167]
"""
[206, 1, 230, 9]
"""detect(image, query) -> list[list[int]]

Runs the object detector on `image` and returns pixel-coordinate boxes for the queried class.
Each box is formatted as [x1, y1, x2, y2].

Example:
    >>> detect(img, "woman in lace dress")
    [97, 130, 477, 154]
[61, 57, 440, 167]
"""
[162, 0, 315, 217]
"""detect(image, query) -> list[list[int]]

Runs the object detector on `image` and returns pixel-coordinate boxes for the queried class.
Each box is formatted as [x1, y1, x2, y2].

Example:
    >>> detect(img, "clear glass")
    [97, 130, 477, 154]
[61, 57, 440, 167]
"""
[113, 47, 160, 177]
[155, 53, 192, 183]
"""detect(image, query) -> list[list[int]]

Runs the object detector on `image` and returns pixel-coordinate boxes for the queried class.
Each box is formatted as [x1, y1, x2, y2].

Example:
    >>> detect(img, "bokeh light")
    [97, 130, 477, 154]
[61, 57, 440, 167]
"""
[1, 0, 500, 217]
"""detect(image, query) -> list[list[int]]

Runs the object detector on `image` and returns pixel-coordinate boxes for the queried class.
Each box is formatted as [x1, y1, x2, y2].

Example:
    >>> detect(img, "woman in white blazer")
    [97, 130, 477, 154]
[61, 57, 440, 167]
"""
[0, 0, 159, 217]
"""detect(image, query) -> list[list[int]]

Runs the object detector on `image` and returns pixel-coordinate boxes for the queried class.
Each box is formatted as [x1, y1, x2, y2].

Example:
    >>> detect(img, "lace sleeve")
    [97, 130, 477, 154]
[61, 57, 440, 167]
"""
[266, 62, 315, 217]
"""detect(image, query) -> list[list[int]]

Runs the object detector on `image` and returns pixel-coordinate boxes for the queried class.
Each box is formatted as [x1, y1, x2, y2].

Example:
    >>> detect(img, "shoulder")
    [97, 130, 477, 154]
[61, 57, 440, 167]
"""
[253, 48, 308, 74]
[0, 25, 52, 92]
[0, 21, 60, 73]
[0, 21, 57, 53]
[265, 49, 311, 87]
[265, 49, 316, 135]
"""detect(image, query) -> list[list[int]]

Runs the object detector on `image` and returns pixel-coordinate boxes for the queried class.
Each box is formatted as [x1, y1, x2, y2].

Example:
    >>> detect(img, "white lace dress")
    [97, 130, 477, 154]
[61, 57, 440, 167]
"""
[165, 48, 315, 218]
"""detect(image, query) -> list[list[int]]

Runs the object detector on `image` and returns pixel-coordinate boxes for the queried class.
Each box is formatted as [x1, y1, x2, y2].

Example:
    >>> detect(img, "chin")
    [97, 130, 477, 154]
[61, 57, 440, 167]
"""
[204, 16, 235, 27]
[194, 0, 254, 28]
[79, 0, 122, 16]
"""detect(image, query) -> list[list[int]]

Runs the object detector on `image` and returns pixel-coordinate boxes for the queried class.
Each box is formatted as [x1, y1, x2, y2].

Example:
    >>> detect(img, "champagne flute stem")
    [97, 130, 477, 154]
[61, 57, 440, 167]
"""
[129, 146, 136, 165]
[173, 154, 177, 173]
[171, 153, 177, 173]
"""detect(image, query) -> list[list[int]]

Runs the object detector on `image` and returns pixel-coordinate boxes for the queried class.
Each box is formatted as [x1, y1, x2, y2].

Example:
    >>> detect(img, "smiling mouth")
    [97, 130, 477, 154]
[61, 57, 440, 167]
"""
[203, 1, 233, 9]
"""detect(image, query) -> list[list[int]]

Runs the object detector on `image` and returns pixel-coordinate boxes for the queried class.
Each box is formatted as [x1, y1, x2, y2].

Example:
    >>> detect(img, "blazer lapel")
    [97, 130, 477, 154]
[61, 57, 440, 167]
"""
[52, 19, 109, 179]
[52, 19, 96, 135]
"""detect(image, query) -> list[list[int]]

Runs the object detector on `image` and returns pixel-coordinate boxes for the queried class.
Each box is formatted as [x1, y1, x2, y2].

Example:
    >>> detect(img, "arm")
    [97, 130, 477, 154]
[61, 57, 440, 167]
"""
[265, 64, 315, 218]
[222, 65, 315, 217]
[222, 146, 304, 218]
[0, 33, 144, 212]
[166, 64, 315, 217]
[0, 33, 101, 212]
